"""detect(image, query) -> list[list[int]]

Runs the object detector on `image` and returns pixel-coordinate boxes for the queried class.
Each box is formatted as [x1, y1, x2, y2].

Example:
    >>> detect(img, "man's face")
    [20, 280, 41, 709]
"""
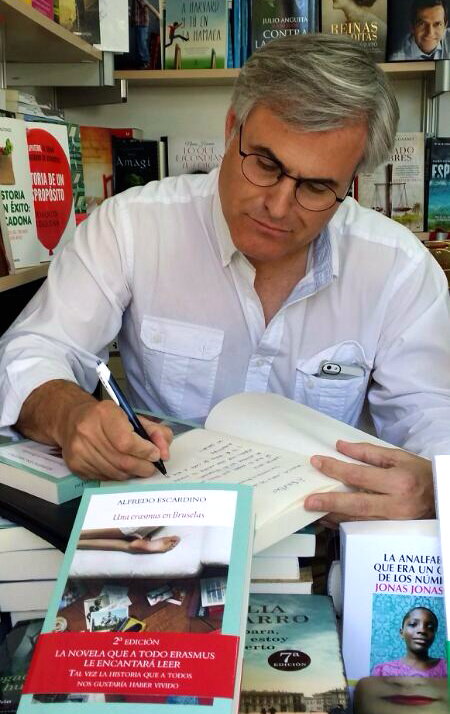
[218, 105, 367, 268]
[413, 5, 447, 54]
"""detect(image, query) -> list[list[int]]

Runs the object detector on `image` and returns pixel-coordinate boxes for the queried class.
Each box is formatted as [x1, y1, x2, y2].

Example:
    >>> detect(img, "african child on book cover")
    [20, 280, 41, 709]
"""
[19, 484, 253, 713]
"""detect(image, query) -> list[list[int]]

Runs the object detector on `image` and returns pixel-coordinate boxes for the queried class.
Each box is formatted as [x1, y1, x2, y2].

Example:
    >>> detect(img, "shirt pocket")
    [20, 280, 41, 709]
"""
[140, 316, 224, 419]
[294, 341, 372, 424]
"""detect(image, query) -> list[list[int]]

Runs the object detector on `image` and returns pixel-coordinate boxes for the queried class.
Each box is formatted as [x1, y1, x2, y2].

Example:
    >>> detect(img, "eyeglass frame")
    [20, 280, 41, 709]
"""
[237, 123, 350, 212]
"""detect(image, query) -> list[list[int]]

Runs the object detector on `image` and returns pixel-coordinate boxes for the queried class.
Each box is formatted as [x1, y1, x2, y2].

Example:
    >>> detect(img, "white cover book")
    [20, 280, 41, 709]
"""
[250, 555, 300, 582]
[0, 549, 63, 580]
[168, 137, 224, 176]
[95, 0, 129, 52]
[0, 523, 56, 552]
[357, 132, 425, 232]
[341, 520, 446, 687]
[257, 529, 316, 558]
[433, 455, 450, 660]
[0, 580, 55, 612]
[0, 117, 39, 268]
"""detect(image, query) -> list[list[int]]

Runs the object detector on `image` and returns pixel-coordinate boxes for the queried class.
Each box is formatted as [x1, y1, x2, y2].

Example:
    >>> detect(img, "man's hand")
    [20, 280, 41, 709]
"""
[304, 440, 435, 526]
[59, 399, 173, 481]
[16, 380, 173, 482]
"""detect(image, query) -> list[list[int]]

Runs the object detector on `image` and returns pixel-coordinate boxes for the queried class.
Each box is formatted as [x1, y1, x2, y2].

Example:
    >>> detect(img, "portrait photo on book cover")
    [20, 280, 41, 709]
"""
[354, 676, 449, 714]
[387, 0, 450, 61]
[370, 595, 447, 678]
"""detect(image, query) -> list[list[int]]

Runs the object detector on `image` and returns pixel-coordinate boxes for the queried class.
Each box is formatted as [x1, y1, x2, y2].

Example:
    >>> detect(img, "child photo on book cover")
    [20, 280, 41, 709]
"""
[370, 597, 447, 678]
[354, 676, 448, 713]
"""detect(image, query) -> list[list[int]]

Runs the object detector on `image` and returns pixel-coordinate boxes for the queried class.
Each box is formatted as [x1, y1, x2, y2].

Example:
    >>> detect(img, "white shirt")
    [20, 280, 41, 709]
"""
[0, 169, 449, 457]
[388, 30, 450, 60]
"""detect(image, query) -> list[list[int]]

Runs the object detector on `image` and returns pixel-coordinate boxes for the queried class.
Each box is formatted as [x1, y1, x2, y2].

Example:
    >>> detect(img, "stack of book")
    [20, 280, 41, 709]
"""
[0, 517, 62, 622]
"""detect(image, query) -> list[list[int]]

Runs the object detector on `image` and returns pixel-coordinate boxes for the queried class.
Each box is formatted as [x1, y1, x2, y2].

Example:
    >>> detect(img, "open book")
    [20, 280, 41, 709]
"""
[142, 392, 392, 553]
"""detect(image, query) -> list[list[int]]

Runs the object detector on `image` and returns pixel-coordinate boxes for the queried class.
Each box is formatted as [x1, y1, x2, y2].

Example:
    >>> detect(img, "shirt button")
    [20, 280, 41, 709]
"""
[256, 358, 264, 367]
[152, 334, 162, 344]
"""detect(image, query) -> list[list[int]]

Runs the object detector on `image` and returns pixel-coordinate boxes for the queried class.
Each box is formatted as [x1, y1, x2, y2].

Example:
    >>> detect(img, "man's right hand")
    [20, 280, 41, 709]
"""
[15, 379, 173, 481]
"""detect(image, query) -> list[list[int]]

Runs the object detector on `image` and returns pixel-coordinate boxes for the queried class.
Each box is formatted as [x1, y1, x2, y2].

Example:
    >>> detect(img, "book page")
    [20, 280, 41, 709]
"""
[204, 392, 389, 460]
[158, 429, 344, 529]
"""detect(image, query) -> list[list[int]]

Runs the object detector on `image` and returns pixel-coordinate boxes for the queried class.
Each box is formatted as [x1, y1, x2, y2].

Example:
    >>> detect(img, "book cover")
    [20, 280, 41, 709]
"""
[0, 117, 40, 270]
[320, 0, 387, 62]
[356, 132, 425, 231]
[341, 520, 447, 688]
[166, 136, 224, 175]
[26, 122, 77, 256]
[31, 0, 53, 18]
[133, 391, 394, 553]
[114, 0, 162, 70]
[353, 675, 448, 713]
[164, 0, 228, 69]
[0, 440, 96, 505]
[433, 455, 450, 673]
[250, 0, 315, 54]
[112, 137, 160, 194]
[0, 205, 14, 277]
[425, 136, 450, 232]
[387, 0, 450, 61]
[0, 618, 44, 714]
[65, 123, 87, 225]
[94, 0, 129, 52]
[56, 0, 101, 45]
[239, 593, 347, 713]
[18, 482, 253, 713]
[79, 126, 143, 214]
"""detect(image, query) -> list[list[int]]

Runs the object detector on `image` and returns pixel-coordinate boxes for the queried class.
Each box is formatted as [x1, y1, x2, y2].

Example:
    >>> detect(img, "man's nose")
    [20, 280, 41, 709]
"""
[264, 176, 297, 217]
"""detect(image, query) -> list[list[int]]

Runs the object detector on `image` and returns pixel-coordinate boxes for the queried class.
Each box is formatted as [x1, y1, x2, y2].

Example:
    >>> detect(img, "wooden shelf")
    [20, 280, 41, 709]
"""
[380, 61, 435, 78]
[0, 0, 101, 63]
[0, 264, 48, 293]
[115, 62, 435, 87]
[114, 69, 240, 87]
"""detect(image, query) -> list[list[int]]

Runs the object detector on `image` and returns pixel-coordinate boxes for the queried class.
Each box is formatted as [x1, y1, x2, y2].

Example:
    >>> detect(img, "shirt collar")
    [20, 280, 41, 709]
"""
[212, 169, 341, 289]
[409, 35, 443, 59]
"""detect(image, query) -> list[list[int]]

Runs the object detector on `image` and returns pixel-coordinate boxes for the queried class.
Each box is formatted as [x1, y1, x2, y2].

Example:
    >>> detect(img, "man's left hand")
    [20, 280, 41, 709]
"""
[304, 440, 435, 526]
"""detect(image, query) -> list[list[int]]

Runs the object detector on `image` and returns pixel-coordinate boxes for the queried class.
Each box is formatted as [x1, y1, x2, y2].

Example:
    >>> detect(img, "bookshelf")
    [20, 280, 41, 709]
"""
[0, 0, 101, 63]
[115, 62, 436, 87]
[0, 264, 49, 293]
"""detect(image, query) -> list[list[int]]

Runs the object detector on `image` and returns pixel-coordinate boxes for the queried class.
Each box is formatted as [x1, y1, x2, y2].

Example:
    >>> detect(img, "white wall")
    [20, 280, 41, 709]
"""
[65, 77, 432, 139]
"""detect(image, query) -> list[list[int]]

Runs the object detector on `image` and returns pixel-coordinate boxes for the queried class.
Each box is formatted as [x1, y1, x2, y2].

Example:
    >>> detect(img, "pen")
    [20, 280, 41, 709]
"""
[95, 360, 167, 476]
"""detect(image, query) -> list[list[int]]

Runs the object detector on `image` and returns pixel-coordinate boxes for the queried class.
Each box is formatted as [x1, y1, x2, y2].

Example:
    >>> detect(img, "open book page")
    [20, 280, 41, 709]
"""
[151, 429, 348, 551]
[205, 392, 391, 458]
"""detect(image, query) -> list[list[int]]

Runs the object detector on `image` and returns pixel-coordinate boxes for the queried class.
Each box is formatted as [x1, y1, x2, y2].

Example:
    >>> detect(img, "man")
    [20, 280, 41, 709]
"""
[0, 35, 448, 526]
[388, 0, 450, 61]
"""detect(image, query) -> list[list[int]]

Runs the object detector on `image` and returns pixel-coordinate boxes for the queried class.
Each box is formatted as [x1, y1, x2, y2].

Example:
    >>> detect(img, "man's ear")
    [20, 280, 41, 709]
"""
[225, 109, 238, 142]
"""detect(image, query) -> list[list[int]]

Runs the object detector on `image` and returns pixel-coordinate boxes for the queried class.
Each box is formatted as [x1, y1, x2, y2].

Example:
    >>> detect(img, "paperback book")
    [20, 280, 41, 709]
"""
[0, 440, 96, 505]
[0, 117, 39, 269]
[26, 121, 76, 256]
[165, 136, 224, 176]
[112, 137, 160, 194]
[341, 520, 447, 688]
[18, 482, 253, 713]
[425, 136, 450, 232]
[251, 0, 316, 53]
[136, 391, 393, 553]
[433, 455, 450, 671]
[239, 593, 347, 713]
[356, 131, 425, 231]
[164, 0, 229, 69]
[79, 126, 143, 213]
[55, 0, 101, 45]
[387, 0, 450, 61]
[0, 618, 44, 714]
[114, 0, 161, 70]
[320, 0, 387, 62]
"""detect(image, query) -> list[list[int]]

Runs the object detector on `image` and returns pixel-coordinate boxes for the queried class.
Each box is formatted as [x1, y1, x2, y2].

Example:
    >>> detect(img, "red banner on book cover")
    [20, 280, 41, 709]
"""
[23, 631, 239, 698]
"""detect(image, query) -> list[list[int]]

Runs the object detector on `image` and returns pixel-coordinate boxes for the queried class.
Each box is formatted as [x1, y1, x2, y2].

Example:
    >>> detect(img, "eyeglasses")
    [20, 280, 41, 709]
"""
[238, 124, 347, 212]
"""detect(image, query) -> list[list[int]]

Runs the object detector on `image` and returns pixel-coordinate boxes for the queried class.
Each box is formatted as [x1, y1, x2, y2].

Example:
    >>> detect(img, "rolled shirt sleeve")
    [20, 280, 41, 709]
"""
[0, 197, 132, 428]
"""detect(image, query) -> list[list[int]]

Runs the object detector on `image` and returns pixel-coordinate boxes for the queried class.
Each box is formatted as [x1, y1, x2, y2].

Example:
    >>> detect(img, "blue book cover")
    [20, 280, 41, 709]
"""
[425, 136, 450, 232]
[18, 482, 254, 714]
[240, 592, 347, 712]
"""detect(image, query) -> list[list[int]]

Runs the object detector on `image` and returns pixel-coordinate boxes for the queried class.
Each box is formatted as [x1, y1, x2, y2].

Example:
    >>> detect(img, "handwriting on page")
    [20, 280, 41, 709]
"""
[169, 437, 309, 490]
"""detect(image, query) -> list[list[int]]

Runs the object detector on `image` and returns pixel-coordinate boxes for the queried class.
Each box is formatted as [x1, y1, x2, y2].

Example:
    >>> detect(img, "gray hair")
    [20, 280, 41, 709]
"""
[230, 34, 399, 171]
